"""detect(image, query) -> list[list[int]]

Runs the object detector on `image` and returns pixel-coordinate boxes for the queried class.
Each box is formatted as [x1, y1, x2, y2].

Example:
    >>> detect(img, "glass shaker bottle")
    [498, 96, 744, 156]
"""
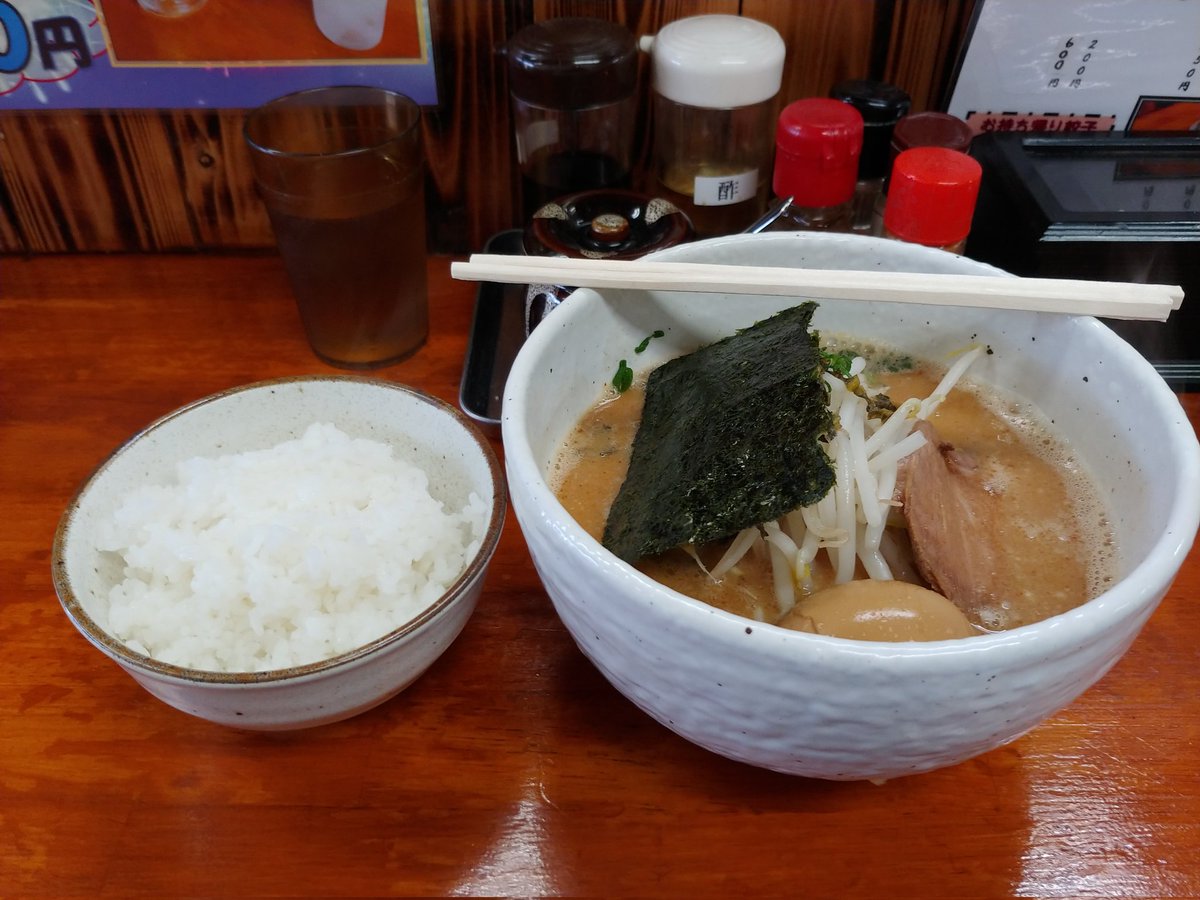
[768, 98, 863, 232]
[640, 14, 786, 237]
[882, 147, 982, 254]
[873, 111, 975, 234]
[504, 17, 638, 221]
[891, 111, 974, 158]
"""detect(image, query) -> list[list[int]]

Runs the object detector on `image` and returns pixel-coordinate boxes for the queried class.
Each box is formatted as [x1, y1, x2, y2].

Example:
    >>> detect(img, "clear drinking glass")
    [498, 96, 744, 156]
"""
[244, 86, 428, 369]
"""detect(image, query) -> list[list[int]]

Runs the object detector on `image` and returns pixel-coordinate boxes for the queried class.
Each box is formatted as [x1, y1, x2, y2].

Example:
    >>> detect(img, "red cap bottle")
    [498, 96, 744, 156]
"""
[882, 146, 982, 252]
[772, 98, 863, 229]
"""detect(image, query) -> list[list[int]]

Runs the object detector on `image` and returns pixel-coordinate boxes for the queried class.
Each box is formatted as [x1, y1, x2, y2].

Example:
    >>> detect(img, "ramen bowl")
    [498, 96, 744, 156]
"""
[502, 231, 1200, 781]
[53, 376, 506, 731]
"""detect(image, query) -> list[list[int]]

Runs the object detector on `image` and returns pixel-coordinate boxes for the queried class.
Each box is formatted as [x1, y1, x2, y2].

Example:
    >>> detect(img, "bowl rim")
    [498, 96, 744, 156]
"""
[51, 374, 507, 685]
[502, 232, 1200, 656]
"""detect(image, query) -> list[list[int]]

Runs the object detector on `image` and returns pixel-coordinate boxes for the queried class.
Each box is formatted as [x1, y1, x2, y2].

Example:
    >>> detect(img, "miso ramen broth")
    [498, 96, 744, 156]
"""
[551, 353, 1117, 633]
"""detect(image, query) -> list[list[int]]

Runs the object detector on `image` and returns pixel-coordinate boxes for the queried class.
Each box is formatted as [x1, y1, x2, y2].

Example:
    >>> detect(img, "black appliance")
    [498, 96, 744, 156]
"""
[966, 132, 1200, 390]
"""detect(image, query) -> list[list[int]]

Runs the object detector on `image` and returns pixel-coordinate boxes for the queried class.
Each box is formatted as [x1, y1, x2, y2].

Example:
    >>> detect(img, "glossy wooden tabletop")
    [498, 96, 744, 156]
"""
[3, 253, 1198, 898]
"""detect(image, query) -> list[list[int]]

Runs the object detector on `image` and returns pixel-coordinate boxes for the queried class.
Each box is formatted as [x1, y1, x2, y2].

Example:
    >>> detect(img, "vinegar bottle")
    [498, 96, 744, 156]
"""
[640, 15, 786, 237]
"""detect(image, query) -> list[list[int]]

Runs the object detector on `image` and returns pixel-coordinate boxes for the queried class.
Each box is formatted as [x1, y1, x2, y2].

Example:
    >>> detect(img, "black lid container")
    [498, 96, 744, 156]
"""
[829, 79, 912, 180]
[503, 18, 640, 219]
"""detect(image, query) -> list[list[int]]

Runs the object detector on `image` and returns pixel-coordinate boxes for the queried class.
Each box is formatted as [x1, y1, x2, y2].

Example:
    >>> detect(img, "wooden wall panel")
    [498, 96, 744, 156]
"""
[0, 111, 134, 253]
[884, 0, 977, 112]
[533, 1, 739, 32]
[106, 111, 208, 250]
[168, 110, 273, 248]
[0, 0, 974, 256]
[418, 0, 516, 251]
[744, 0, 879, 103]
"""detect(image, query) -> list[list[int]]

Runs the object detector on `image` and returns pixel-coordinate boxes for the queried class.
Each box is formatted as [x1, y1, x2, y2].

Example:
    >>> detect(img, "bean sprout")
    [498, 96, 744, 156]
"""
[765, 345, 982, 610]
[694, 345, 984, 616]
[710, 526, 760, 580]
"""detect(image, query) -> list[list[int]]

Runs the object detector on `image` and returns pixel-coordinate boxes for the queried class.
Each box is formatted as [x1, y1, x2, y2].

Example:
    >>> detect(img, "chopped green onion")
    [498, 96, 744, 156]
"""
[635, 330, 666, 354]
[820, 349, 857, 379]
[613, 359, 634, 393]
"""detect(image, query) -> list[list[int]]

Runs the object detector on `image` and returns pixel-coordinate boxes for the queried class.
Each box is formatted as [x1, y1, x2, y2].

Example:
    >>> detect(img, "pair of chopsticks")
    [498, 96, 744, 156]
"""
[450, 254, 1184, 322]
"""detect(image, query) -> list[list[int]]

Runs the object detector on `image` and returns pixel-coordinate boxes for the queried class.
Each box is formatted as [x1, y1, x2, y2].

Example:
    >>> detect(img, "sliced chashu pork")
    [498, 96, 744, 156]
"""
[899, 420, 1005, 624]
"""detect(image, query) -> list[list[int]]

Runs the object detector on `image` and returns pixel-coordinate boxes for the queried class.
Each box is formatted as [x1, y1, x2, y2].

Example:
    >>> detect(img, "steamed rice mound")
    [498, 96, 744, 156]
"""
[97, 422, 488, 673]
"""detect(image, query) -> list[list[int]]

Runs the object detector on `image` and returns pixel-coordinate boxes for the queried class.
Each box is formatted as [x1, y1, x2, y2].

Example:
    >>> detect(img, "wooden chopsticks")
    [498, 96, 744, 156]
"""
[451, 254, 1184, 322]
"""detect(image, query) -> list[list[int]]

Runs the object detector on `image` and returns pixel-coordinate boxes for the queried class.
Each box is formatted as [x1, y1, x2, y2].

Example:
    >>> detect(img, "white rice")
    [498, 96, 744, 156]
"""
[96, 422, 489, 673]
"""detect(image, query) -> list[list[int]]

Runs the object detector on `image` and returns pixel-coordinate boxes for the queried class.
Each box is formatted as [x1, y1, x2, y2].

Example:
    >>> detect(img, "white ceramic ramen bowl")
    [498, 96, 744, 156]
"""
[53, 376, 506, 731]
[502, 231, 1200, 781]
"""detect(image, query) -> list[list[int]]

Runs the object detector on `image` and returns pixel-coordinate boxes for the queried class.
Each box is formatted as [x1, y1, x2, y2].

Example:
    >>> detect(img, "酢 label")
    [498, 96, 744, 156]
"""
[693, 170, 758, 207]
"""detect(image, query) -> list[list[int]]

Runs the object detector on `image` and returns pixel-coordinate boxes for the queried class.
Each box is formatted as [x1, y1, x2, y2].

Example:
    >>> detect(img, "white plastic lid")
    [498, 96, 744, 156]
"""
[640, 15, 785, 109]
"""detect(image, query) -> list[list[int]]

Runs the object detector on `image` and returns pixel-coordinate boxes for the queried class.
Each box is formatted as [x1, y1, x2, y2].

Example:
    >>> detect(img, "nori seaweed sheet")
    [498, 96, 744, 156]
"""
[603, 302, 835, 563]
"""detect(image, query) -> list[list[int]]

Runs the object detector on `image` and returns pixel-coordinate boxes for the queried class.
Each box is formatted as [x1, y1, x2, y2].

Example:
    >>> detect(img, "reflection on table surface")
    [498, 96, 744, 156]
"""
[2, 253, 1198, 897]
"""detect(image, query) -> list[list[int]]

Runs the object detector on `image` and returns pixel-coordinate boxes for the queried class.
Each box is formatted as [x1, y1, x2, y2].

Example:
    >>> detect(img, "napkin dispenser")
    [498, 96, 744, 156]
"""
[965, 132, 1200, 389]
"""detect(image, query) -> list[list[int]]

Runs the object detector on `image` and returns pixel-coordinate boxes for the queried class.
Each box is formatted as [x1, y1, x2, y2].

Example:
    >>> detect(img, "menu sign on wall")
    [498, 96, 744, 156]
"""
[947, 0, 1200, 135]
[0, 0, 437, 109]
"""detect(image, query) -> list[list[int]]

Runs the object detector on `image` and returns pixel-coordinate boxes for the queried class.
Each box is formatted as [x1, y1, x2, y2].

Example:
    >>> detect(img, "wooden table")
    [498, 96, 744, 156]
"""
[3, 253, 1198, 897]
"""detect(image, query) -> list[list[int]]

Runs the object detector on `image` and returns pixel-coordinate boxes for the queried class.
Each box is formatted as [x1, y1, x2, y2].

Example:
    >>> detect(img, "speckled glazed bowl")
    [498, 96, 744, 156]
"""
[502, 231, 1200, 781]
[53, 376, 505, 731]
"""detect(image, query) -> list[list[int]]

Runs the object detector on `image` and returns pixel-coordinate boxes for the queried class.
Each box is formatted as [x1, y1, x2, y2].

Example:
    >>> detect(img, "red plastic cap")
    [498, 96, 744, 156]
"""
[773, 98, 863, 207]
[883, 147, 982, 247]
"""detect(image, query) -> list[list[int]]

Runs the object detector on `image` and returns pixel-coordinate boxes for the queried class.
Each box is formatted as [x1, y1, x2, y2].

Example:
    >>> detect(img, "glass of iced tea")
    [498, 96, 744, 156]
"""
[244, 86, 428, 369]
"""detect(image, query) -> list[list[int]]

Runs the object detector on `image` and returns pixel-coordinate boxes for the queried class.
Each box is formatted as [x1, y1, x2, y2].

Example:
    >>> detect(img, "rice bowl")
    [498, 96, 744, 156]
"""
[53, 376, 506, 730]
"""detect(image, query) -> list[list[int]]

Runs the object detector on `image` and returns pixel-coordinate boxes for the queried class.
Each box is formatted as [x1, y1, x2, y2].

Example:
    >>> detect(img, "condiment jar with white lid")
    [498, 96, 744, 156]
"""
[640, 14, 786, 237]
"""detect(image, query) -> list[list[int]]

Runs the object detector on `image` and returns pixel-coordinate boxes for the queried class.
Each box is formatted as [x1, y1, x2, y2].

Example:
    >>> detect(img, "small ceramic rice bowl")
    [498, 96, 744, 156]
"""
[53, 376, 505, 731]
[502, 231, 1200, 781]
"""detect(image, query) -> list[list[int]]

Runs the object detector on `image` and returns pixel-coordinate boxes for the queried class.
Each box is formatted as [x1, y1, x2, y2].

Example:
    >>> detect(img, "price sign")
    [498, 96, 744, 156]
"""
[947, 0, 1200, 135]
